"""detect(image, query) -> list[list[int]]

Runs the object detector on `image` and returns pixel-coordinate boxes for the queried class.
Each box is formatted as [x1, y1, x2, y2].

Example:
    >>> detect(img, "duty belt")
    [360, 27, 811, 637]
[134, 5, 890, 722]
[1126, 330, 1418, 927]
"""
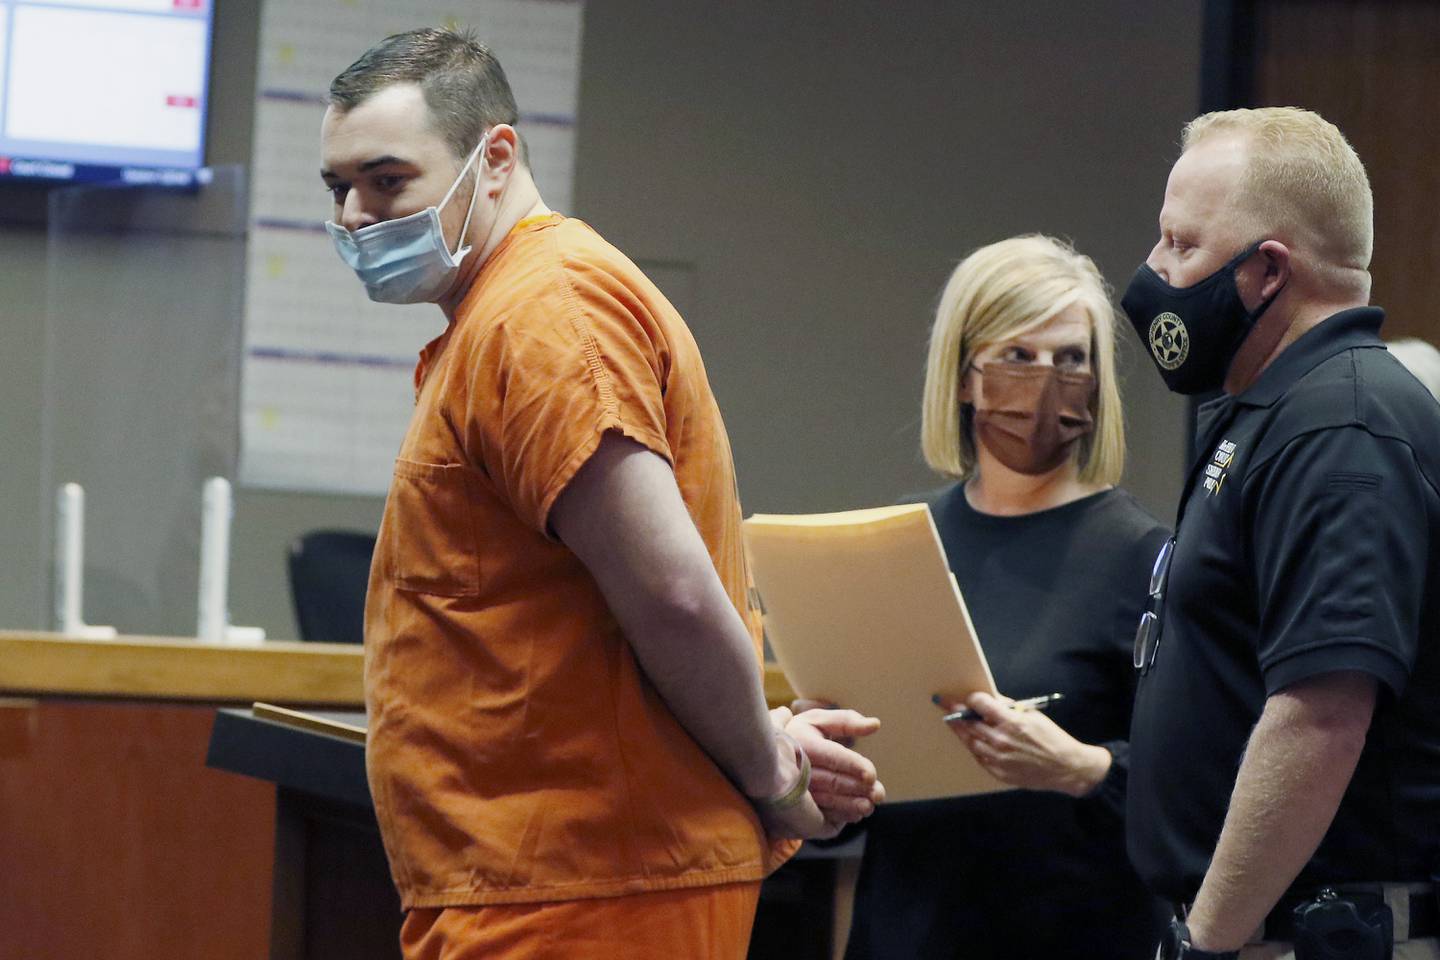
[1262, 884, 1438, 943]
[1175, 884, 1438, 945]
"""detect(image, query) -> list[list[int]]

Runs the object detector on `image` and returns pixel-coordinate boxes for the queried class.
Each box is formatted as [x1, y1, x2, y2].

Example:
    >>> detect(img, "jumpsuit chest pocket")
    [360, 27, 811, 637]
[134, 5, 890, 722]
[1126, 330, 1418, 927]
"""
[378, 458, 483, 597]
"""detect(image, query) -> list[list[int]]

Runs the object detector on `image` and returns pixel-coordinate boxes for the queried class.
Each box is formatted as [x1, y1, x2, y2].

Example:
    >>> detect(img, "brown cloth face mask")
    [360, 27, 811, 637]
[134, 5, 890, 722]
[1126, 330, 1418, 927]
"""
[969, 363, 1097, 475]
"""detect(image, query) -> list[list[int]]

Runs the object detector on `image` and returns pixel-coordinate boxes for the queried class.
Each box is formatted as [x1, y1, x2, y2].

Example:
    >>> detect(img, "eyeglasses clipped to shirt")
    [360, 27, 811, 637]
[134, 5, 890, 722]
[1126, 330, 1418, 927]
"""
[1133, 536, 1176, 675]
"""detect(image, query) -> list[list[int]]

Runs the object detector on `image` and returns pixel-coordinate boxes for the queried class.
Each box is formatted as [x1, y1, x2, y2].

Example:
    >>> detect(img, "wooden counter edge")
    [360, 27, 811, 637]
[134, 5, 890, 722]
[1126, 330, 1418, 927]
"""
[0, 631, 363, 706]
[763, 662, 795, 709]
[0, 631, 795, 710]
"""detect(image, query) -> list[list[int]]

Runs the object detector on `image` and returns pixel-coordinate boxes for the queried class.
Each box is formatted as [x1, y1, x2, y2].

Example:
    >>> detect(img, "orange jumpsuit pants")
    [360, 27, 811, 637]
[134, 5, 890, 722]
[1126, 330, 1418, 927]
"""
[400, 881, 763, 960]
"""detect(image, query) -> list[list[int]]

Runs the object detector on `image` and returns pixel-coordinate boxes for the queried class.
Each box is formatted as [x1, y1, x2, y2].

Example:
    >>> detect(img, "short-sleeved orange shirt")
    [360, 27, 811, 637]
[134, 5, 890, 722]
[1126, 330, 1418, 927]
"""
[364, 213, 782, 909]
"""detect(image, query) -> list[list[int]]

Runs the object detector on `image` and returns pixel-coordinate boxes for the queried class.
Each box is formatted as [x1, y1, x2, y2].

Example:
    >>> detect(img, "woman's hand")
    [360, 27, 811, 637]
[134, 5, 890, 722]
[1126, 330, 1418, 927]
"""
[936, 692, 1111, 797]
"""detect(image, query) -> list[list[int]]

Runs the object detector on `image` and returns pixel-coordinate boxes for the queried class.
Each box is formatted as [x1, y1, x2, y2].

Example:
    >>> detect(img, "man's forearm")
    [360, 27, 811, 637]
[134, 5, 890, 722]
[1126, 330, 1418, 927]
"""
[1186, 671, 1377, 951]
[548, 433, 786, 801]
[611, 569, 787, 800]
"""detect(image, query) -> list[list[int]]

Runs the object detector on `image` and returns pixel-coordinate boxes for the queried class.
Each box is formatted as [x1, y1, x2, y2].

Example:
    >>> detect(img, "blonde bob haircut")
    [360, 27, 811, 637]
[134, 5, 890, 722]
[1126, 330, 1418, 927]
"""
[921, 234, 1125, 486]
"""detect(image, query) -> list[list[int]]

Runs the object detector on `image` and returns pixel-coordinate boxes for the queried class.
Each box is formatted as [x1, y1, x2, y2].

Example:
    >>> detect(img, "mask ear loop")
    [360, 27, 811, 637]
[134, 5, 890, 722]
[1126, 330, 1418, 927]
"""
[1223, 243, 1291, 390]
[440, 134, 489, 260]
[1225, 280, 1291, 389]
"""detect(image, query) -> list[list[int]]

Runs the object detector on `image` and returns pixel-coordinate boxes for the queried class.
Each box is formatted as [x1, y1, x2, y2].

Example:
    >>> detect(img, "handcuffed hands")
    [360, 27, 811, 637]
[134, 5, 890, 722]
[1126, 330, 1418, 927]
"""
[753, 704, 885, 840]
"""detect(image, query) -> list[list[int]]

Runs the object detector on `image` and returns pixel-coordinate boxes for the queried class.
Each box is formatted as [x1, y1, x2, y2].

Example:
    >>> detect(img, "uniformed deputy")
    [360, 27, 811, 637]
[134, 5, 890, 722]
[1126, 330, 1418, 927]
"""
[1118, 107, 1440, 960]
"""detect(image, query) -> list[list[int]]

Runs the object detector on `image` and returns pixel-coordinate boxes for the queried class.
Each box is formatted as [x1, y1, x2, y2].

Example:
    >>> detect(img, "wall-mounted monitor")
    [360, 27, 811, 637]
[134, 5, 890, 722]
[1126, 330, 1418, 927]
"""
[0, 0, 213, 187]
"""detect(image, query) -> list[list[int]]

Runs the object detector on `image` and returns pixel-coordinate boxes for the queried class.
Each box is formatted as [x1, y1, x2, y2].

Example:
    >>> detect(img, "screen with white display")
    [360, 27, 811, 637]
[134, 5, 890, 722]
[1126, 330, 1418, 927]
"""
[0, 0, 213, 186]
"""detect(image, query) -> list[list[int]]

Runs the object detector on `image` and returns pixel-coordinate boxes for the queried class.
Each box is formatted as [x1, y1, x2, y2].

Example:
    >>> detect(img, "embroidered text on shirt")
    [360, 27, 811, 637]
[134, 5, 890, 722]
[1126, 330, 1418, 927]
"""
[1204, 439, 1237, 496]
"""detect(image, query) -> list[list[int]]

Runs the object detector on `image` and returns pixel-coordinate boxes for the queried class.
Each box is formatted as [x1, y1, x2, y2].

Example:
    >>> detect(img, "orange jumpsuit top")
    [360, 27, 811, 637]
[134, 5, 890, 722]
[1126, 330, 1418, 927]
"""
[364, 213, 783, 909]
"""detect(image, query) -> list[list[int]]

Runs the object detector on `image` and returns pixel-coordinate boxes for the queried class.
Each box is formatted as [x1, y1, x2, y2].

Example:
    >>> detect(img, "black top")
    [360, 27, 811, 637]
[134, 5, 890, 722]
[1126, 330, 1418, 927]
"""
[1128, 307, 1440, 904]
[845, 484, 1171, 960]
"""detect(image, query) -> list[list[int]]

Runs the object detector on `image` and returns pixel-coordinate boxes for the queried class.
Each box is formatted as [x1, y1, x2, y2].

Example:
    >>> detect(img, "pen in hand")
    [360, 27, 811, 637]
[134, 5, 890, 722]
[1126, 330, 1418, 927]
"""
[938, 692, 1064, 723]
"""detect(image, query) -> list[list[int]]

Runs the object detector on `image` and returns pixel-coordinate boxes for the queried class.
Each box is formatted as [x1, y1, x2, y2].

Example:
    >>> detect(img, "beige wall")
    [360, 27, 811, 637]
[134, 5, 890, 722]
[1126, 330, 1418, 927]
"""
[0, 1, 1197, 637]
[0, 224, 48, 627]
[570, 2, 1196, 520]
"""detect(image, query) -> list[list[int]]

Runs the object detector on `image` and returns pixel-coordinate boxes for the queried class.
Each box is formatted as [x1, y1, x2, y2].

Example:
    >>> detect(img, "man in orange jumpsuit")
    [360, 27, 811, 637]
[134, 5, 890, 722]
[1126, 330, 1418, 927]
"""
[320, 27, 885, 959]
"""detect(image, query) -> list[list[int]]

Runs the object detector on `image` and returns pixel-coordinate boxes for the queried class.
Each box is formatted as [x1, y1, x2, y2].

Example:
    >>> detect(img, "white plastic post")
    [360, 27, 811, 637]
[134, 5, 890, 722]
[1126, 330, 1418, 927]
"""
[196, 477, 228, 643]
[196, 477, 266, 644]
[52, 483, 117, 639]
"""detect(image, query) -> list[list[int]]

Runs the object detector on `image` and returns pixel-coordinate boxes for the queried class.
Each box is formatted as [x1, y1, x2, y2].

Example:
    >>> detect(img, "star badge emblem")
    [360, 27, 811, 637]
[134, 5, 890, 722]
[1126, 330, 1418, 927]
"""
[1148, 312, 1189, 371]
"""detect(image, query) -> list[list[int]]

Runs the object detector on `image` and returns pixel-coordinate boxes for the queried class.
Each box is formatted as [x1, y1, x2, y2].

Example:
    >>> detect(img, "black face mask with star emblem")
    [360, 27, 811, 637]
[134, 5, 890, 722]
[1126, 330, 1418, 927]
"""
[1120, 240, 1279, 395]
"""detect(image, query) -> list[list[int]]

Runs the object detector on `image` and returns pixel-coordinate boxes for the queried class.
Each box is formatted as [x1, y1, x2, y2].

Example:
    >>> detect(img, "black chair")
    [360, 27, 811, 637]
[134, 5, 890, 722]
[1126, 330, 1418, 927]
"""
[287, 530, 377, 645]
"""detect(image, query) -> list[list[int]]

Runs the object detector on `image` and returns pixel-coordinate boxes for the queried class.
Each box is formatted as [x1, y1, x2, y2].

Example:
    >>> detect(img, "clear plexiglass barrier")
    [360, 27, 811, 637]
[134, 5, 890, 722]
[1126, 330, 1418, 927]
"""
[40, 166, 247, 637]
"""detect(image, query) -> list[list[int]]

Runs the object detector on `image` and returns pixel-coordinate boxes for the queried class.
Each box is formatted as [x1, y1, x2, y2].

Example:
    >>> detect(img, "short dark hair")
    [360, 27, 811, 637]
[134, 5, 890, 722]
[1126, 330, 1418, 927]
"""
[329, 27, 523, 164]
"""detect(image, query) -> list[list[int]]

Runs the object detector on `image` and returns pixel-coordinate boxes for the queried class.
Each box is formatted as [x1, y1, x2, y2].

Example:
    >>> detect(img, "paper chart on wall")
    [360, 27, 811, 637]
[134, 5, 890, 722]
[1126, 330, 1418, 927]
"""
[239, 0, 585, 496]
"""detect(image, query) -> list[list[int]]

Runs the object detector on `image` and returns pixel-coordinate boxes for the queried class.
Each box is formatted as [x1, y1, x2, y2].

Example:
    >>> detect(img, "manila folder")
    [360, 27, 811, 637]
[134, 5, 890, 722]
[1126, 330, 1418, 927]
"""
[743, 503, 1009, 802]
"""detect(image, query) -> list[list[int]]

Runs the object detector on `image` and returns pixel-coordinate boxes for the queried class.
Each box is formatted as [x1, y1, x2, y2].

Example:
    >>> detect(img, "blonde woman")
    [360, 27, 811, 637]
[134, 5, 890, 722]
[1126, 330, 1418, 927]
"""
[843, 236, 1169, 959]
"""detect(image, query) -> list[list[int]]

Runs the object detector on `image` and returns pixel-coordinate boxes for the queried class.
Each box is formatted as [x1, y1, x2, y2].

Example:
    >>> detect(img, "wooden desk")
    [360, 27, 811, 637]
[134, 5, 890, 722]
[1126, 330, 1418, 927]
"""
[0, 631, 367, 960]
[0, 630, 364, 704]
[208, 708, 396, 960]
[765, 658, 799, 708]
[0, 630, 795, 707]
[0, 632, 802, 960]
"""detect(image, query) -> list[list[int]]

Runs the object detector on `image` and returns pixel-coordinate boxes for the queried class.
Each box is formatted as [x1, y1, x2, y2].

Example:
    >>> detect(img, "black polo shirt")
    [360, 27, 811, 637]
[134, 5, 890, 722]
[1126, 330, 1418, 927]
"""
[1127, 307, 1440, 904]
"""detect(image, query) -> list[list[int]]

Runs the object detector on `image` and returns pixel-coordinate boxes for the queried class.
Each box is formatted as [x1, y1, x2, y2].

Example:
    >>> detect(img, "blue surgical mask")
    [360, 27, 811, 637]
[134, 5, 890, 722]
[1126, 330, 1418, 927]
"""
[326, 134, 488, 304]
